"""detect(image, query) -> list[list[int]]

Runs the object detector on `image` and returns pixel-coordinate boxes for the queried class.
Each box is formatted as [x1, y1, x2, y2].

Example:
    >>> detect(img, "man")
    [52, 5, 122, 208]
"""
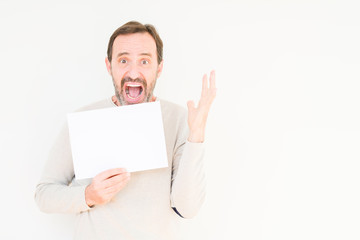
[35, 21, 216, 240]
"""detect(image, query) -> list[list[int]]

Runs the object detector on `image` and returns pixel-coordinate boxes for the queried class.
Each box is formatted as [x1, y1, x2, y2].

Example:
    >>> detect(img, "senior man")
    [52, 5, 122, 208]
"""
[35, 21, 216, 240]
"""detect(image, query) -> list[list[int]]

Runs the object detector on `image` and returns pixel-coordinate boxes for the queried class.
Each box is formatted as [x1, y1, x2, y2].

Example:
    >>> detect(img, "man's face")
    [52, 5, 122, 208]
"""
[106, 32, 163, 105]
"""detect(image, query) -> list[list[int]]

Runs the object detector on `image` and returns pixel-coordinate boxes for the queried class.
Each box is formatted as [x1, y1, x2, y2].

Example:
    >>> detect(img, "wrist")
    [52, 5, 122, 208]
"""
[188, 128, 205, 143]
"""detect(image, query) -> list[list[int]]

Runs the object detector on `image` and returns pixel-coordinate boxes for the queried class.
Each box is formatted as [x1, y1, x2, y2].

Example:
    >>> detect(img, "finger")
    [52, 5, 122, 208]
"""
[202, 74, 208, 95]
[106, 177, 130, 194]
[187, 100, 196, 110]
[103, 172, 130, 188]
[105, 179, 130, 198]
[95, 168, 127, 181]
[209, 70, 216, 89]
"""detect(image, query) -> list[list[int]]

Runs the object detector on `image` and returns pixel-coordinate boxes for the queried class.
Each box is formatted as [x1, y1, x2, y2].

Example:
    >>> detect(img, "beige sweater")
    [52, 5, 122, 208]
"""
[35, 98, 206, 240]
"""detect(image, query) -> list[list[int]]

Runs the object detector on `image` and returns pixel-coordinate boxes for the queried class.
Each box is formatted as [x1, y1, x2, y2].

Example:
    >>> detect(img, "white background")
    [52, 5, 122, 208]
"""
[1, 0, 359, 239]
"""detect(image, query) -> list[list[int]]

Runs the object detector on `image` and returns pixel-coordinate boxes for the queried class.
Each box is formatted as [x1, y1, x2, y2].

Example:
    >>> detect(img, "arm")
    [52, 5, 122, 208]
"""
[34, 124, 91, 214]
[170, 71, 217, 218]
[170, 140, 206, 218]
[35, 124, 131, 213]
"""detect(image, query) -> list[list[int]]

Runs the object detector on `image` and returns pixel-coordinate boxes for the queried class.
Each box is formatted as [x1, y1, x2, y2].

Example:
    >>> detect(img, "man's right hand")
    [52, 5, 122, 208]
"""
[85, 168, 130, 207]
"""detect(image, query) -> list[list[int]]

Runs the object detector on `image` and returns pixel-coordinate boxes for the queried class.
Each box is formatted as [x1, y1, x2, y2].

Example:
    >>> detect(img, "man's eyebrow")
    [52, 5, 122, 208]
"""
[117, 52, 129, 58]
[139, 53, 152, 57]
[116, 52, 152, 58]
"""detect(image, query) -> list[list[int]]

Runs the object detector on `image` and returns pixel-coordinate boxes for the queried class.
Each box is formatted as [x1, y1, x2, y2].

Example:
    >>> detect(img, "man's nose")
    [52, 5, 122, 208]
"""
[126, 64, 141, 79]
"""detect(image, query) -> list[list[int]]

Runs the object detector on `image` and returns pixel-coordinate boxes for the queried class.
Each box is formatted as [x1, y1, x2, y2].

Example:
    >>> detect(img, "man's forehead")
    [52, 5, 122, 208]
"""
[112, 32, 157, 56]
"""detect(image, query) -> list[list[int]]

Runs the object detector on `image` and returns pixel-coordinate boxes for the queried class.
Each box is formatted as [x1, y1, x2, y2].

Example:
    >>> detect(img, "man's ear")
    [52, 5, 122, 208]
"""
[105, 57, 112, 75]
[156, 60, 164, 79]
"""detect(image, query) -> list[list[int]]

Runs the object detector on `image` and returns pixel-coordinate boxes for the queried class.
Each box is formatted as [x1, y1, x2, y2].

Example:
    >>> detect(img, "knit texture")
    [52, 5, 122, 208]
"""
[35, 98, 206, 240]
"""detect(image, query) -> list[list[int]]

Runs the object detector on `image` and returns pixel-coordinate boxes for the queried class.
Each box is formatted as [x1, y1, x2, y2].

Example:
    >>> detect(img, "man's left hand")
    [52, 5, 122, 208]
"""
[187, 70, 217, 143]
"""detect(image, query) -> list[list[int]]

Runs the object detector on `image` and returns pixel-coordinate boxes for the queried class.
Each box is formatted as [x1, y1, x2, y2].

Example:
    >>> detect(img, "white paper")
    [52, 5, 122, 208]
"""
[67, 101, 168, 179]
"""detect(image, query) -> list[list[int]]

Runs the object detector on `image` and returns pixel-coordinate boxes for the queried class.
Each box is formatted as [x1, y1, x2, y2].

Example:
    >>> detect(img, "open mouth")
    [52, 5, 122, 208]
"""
[123, 82, 145, 103]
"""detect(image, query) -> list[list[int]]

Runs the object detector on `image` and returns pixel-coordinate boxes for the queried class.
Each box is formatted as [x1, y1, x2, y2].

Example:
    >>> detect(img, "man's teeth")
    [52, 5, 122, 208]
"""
[125, 84, 143, 100]
[127, 94, 137, 99]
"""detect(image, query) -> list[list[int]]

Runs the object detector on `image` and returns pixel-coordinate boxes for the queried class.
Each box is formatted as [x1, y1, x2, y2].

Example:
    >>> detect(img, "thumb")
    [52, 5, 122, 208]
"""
[187, 100, 196, 110]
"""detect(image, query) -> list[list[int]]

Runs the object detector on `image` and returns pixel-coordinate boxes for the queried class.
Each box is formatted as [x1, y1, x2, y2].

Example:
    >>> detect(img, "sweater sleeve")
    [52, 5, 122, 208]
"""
[34, 124, 91, 214]
[170, 120, 206, 218]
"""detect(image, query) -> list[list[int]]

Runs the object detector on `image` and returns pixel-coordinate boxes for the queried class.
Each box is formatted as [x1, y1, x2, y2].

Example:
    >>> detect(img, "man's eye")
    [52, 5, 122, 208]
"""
[141, 60, 149, 65]
[120, 59, 127, 64]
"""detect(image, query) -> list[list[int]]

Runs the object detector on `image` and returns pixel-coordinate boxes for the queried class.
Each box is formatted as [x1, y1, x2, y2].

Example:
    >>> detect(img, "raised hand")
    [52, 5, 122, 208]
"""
[85, 168, 130, 207]
[187, 70, 217, 143]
